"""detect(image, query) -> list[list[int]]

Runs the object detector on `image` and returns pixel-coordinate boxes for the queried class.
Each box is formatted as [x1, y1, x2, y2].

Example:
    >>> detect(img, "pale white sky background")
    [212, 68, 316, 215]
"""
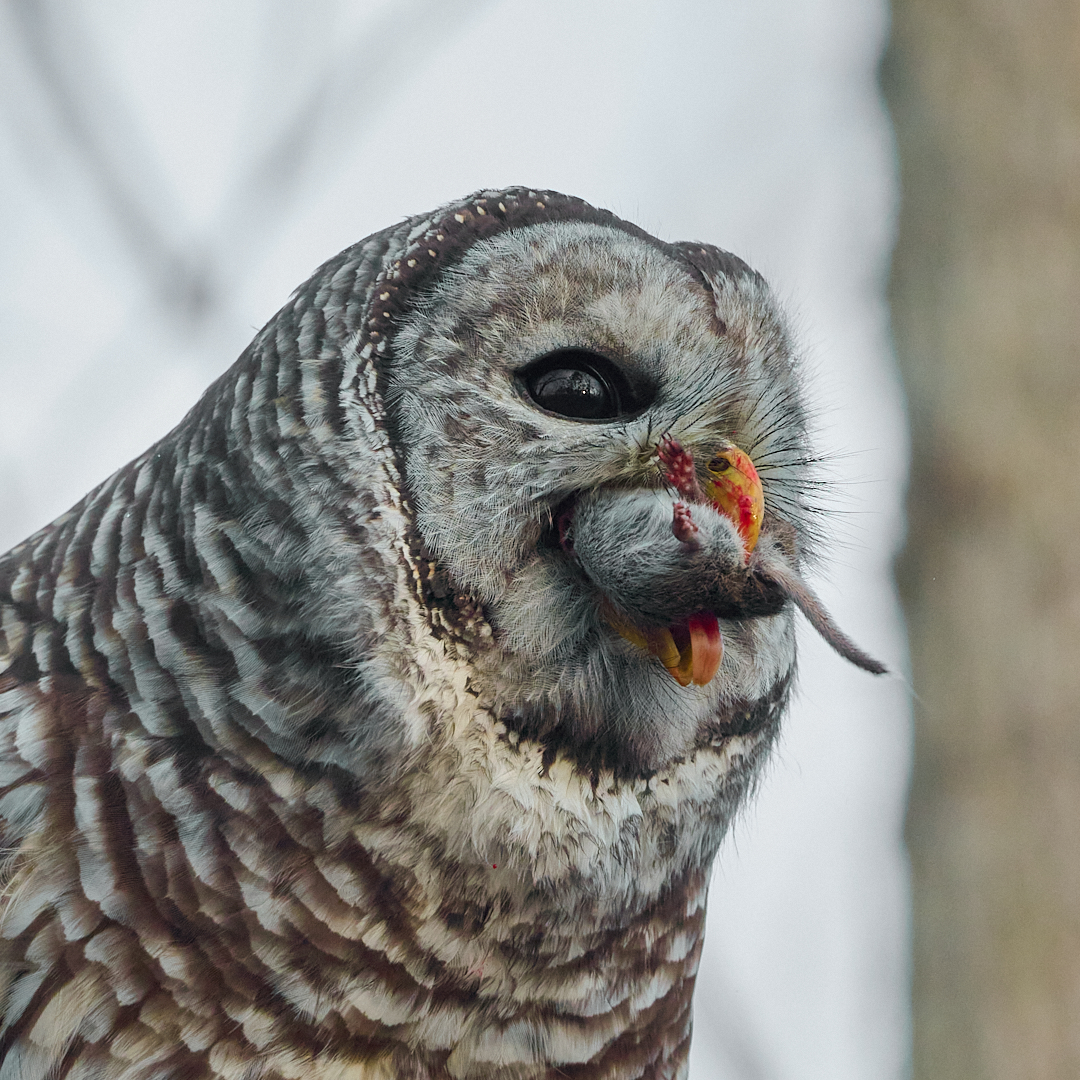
[0, 2, 911, 1076]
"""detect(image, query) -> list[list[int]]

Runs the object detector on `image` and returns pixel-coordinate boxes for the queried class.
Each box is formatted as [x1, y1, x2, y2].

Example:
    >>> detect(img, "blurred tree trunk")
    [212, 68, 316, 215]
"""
[885, 1, 1080, 1077]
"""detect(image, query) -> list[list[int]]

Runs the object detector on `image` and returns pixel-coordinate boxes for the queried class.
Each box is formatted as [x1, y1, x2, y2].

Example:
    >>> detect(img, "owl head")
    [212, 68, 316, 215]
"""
[365, 191, 879, 779]
[85, 188, 879, 791]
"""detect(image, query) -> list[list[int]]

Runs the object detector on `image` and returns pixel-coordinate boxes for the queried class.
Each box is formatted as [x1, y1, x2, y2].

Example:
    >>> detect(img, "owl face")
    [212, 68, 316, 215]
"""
[388, 221, 809, 775]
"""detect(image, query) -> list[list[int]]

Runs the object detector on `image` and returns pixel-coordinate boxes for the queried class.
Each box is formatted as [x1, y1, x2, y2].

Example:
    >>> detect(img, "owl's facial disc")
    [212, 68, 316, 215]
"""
[383, 217, 885, 778]
[388, 218, 874, 778]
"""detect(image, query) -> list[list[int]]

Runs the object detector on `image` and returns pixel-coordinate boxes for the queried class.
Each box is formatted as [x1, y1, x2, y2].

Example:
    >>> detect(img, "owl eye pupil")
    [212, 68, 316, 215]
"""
[521, 350, 638, 421]
[531, 368, 610, 417]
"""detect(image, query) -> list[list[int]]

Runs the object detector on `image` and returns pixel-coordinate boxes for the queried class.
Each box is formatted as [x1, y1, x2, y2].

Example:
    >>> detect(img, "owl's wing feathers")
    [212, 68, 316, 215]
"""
[0, 189, 876, 1079]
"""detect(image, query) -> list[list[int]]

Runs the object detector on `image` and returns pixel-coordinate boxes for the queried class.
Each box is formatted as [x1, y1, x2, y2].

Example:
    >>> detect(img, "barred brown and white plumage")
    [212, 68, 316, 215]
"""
[0, 188, 881, 1079]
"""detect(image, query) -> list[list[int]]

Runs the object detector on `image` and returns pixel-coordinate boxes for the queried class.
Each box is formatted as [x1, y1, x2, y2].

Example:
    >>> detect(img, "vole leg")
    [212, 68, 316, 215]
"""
[672, 502, 700, 550]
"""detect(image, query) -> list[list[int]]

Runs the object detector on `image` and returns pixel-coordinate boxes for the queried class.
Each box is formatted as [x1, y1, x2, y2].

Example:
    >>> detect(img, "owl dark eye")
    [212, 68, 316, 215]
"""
[520, 350, 641, 421]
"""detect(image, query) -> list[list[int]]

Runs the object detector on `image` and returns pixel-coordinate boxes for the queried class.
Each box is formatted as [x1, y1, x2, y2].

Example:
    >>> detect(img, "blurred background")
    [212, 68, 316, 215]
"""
[0, 1, 914, 1076]
[888, 2, 1080, 1078]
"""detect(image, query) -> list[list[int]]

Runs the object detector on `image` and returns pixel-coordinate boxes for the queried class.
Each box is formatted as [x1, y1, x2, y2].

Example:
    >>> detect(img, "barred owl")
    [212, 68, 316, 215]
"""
[0, 189, 881, 1079]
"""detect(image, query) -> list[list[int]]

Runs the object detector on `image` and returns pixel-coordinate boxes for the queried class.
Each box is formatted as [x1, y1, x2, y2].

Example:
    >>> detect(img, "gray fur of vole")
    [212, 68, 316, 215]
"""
[570, 488, 787, 626]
